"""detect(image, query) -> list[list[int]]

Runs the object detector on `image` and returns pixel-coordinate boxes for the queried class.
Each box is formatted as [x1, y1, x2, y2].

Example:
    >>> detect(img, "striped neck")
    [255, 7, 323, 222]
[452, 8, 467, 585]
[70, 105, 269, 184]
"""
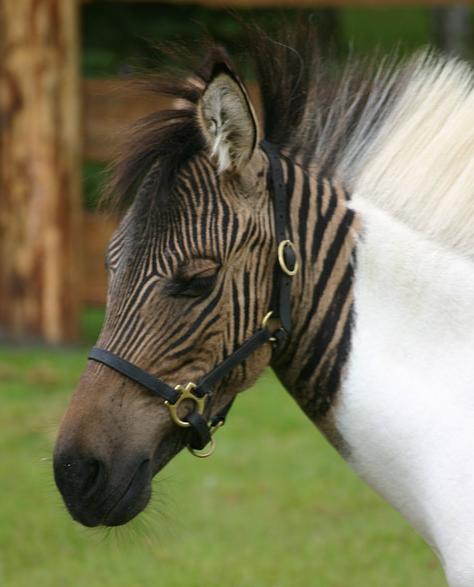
[272, 159, 360, 429]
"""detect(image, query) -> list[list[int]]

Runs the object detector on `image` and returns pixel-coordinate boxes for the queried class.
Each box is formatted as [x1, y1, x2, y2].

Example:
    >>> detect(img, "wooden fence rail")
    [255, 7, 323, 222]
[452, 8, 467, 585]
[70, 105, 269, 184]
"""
[83, 79, 261, 161]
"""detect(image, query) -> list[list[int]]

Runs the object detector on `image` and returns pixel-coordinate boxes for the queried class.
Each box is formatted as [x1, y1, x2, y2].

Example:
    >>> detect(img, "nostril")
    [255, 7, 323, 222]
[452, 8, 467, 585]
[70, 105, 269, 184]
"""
[53, 452, 107, 502]
[53, 451, 152, 527]
[82, 458, 106, 499]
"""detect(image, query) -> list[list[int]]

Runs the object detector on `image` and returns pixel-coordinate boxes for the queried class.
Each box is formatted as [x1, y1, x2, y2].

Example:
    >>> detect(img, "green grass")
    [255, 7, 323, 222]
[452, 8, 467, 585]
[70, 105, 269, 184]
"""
[0, 318, 447, 587]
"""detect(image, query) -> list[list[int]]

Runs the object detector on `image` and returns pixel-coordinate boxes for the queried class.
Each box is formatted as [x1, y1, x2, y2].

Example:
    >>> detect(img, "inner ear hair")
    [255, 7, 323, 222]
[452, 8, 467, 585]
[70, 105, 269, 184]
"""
[198, 69, 259, 174]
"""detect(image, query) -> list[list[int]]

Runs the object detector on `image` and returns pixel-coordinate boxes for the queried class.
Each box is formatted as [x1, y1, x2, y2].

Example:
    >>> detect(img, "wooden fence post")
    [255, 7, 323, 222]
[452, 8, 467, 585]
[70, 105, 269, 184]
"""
[0, 0, 81, 343]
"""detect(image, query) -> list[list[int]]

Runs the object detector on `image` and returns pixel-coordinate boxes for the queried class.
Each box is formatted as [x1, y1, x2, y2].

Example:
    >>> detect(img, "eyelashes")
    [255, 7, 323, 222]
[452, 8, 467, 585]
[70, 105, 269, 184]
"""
[105, 248, 221, 299]
[166, 271, 218, 299]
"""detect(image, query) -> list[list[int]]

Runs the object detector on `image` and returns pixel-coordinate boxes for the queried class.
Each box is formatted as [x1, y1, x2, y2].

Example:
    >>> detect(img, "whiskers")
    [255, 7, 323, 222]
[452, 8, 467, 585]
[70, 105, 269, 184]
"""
[80, 473, 182, 549]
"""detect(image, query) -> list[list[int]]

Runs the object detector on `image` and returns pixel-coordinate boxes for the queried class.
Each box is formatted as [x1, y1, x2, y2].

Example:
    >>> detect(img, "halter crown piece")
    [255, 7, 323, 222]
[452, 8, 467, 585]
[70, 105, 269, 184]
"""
[88, 141, 298, 458]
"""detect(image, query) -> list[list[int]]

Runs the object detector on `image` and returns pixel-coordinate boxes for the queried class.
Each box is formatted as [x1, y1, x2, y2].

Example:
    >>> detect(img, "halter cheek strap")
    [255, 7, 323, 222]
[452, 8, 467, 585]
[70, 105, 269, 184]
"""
[88, 141, 298, 457]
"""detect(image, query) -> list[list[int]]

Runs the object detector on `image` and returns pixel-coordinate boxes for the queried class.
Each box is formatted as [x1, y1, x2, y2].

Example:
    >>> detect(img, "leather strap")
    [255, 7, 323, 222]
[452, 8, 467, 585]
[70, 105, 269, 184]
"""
[261, 141, 294, 335]
[88, 347, 180, 404]
[185, 411, 212, 450]
[88, 329, 274, 450]
[195, 328, 272, 396]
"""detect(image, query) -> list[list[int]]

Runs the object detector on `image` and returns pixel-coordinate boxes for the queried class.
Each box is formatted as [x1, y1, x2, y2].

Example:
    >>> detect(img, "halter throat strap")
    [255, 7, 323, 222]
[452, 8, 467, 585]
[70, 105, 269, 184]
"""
[88, 141, 297, 456]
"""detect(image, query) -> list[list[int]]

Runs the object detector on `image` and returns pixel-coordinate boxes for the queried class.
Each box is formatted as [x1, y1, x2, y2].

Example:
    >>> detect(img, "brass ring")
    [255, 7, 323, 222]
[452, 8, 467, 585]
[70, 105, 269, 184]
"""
[261, 311, 273, 330]
[210, 420, 225, 435]
[188, 419, 224, 458]
[188, 436, 216, 458]
[165, 382, 205, 428]
[277, 240, 299, 276]
[261, 311, 277, 343]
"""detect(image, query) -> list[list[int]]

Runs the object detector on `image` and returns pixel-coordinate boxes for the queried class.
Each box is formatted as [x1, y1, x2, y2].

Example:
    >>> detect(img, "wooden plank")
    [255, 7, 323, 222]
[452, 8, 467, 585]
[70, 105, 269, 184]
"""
[83, 79, 169, 162]
[83, 79, 261, 161]
[0, 0, 81, 343]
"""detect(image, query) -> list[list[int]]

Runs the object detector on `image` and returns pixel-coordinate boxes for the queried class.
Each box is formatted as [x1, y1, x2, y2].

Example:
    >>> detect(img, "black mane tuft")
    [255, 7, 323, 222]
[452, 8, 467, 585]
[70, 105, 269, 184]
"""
[104, 22, 399, 214]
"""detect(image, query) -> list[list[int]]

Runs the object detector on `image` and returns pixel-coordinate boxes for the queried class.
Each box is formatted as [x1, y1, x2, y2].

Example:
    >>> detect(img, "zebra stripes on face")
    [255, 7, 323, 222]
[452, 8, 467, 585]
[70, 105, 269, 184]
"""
[98, 153, 275, 407]
[98, 146, 359, 423]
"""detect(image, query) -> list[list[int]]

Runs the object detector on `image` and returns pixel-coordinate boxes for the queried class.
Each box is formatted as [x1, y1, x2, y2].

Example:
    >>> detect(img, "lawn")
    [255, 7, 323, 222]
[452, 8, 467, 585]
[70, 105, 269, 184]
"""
[0, 312, 446, 587]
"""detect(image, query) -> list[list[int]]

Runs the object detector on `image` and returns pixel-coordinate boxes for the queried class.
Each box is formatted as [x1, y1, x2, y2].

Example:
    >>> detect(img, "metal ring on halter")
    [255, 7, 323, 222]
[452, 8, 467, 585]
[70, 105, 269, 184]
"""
[261, 311, 278, 343]
[188, 436, 216, 458]
[188, 420, 224, 458]
[165, 382, 205, 428]
[277, 240, 299, 276]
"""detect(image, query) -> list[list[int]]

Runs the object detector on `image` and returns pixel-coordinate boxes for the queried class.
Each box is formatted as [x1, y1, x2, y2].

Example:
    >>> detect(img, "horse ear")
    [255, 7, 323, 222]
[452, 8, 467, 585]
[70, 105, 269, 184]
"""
[197, 61, 259, 174]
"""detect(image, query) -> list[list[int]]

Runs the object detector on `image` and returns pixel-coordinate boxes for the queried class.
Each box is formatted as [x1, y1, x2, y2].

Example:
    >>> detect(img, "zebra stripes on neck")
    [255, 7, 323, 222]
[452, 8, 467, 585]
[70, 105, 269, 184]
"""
[272, 158, 359, 424]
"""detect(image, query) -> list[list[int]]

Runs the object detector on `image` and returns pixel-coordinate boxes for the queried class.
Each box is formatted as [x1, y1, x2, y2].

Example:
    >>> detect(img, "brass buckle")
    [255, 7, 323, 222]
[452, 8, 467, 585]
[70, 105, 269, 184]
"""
[165, 382, 205, 428]
[277, 240, 299, 276]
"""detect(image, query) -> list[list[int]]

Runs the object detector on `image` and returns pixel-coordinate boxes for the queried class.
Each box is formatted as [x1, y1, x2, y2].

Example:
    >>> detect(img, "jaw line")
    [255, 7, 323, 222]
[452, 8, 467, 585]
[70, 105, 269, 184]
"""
[152, 429, 186, 477]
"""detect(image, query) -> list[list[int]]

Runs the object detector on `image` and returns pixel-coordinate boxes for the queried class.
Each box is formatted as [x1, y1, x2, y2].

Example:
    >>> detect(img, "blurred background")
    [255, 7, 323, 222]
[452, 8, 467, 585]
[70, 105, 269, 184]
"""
[0, 2, 472, 586]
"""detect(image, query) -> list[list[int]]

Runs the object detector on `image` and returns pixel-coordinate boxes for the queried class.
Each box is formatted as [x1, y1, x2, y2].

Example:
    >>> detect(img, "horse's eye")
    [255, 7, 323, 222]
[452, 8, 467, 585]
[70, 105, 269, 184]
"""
[166, 271, 218, 298]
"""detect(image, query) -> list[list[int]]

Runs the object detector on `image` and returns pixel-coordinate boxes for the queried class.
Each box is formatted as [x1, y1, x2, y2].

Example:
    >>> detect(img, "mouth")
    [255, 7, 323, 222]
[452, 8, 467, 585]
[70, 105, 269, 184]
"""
[102, 459, 152, 526]
[102, 432, 187, 527]
[57, 457, 153, 528]
[55, 428, 188, 528]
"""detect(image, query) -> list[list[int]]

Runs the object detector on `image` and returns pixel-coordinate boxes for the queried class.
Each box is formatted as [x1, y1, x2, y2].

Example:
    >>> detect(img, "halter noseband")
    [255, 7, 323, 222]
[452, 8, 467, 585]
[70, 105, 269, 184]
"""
[88, 141, 298, 457]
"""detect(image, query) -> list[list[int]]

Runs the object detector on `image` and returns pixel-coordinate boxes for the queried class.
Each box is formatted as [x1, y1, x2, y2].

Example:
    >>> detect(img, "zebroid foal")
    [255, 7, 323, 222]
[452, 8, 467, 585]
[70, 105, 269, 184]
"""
[54, 30, 474, 585]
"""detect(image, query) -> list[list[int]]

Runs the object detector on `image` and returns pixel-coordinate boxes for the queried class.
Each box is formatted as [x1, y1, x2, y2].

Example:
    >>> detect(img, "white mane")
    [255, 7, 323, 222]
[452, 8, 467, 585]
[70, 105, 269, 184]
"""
[337, 52, 474, 261]
[317, 50, 474, 587]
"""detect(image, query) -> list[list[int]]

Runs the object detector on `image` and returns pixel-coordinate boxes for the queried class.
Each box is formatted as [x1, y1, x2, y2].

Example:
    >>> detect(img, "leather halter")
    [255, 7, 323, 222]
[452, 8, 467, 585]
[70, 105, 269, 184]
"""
[88, 141, 298, 457]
